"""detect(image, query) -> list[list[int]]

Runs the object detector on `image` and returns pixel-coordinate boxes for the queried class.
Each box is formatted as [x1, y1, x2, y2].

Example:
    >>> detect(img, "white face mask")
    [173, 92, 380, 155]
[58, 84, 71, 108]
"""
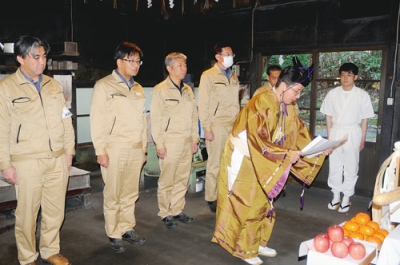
[222, 56, 234, 68]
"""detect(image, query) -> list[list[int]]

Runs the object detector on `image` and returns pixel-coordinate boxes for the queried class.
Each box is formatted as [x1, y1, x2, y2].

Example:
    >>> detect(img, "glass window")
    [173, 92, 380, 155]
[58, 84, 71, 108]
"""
[261, 50, 382, 143]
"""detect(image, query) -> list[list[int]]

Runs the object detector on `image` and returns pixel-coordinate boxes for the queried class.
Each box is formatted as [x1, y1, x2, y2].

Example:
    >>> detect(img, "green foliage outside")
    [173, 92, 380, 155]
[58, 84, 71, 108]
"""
[262, 54, 312, 79]
[261, 50, 382, 142]
[262, 51, 382, 80]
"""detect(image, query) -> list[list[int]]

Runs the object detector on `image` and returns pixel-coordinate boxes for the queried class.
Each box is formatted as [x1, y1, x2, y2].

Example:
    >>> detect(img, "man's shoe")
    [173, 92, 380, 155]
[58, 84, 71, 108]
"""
[208, 200, 217, 213]
[258, 246, 277, 257]
[109, 238, 126, 253]
[122, 229, 146, 245]
[173, 212, 193, 223]
[42, 254, 71, 265]
[162, 215, 178, 229]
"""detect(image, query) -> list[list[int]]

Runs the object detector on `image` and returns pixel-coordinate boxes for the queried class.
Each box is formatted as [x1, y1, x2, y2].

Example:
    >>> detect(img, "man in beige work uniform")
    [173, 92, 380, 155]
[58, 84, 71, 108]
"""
[0, 36, 75, 265]
[253, 64, 282, 96]
[150, 52, 199, 229]
[198, 43, 240, 212]
[90, 42, 147, 253]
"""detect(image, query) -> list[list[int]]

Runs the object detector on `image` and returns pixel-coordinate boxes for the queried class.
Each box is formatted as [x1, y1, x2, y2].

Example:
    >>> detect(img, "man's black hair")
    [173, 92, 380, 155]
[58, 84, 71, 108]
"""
[339, 63, 359, 75]
[267, 65, 282, 75]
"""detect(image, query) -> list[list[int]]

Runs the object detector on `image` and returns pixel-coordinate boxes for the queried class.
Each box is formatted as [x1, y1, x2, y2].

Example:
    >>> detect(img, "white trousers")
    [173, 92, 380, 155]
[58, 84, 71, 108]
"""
[328, 126, 362, 197]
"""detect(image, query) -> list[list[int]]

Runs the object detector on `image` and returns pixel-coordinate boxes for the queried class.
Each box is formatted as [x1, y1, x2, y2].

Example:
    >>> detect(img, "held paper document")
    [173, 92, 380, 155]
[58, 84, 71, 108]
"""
[301, 135, 347, 158]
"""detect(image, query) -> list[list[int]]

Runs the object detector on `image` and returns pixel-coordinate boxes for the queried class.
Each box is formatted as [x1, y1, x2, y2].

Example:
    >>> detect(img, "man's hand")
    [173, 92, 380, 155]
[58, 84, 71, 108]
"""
[323, 148, 333, 155]
[204, 131, 214, 141]
[97, 154, 109, 168]
[192, 143, 198, 154]
[1, 167, 17, 185]
[289, 151, 303, 164]
[359, 139, 366, 151]
[67, 154, 73, 168]
[157, 148, 167, 159]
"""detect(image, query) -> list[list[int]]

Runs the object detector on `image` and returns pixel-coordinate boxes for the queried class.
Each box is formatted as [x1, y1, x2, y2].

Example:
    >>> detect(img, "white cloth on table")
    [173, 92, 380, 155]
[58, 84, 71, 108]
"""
[376, 225, 400, 265]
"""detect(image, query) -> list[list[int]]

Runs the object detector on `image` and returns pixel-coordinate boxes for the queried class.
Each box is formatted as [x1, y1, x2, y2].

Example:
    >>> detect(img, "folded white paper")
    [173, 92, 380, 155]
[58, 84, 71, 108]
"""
[301, 135, 347, 158]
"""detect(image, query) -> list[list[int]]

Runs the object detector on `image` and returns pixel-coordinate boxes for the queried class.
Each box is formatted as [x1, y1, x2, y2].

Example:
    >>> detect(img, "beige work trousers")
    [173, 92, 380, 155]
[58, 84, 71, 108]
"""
[205, 126, 232, 202]
[101, 148, 144, 239]
[13, 155, 69, 265]
[157, 140, 192, 218]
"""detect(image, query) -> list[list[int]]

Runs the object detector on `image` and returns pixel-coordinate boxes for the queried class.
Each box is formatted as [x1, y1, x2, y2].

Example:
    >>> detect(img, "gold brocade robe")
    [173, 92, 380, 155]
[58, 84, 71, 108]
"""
[211, 87, 326, 259]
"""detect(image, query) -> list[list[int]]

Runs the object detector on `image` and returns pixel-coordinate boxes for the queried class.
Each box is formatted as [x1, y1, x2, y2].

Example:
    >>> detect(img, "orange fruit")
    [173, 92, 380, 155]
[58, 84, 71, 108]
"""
[343, 221, 360, 232]
[343, 228, 350, 237]
[365, 235, 382, 245]
[359, 225, 375, 236]
[349, 231, 365, 240]
[366, 221, 380, 231]
[355, 212, 371, 225]
[350, 217, 357, 223]
[377, 228, 389, 236]
[373, 231, 386, 242]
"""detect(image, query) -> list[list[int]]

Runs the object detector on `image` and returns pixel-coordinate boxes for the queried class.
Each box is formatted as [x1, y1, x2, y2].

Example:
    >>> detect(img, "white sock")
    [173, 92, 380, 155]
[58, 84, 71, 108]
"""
[342, 195, 350, 206]
[332, 193, 340, 203]
[243, 257, 263, 265]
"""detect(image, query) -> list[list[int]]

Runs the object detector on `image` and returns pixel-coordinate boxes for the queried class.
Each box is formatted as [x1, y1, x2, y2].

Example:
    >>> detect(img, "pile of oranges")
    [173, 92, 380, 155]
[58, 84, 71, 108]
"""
[342, 212, 389, 247]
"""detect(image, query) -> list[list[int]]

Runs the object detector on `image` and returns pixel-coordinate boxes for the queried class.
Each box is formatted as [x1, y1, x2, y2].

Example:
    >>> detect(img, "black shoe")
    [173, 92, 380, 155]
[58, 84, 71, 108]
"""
[122, 229, 146, 245]
[207, 200, 217, 213]
[173, 212, 193, 223]
[109, 238, 126, 253]
[162, 215, 178, 229]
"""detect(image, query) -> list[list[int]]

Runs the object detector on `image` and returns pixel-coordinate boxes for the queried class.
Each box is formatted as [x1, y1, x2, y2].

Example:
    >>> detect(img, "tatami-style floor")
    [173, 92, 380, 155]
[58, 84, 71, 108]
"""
[0, 170, 372, 265]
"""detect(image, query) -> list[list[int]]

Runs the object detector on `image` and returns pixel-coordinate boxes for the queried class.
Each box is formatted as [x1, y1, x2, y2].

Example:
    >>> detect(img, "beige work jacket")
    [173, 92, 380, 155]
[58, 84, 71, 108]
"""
[150, 77, 199, 150]
[90, 71, 147, 155]
[0, 69, 75, 170]
[198, 64, 240, 132]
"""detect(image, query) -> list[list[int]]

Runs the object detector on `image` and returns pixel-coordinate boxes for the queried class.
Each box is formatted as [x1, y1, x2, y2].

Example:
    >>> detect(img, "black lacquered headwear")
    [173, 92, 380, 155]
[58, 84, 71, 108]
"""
[292, 56, 314, 87]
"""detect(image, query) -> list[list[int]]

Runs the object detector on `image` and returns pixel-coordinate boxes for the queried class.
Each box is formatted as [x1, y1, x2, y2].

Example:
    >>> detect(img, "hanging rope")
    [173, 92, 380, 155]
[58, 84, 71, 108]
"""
[203, 0, 209, 11]
[161, 0, 169, 19]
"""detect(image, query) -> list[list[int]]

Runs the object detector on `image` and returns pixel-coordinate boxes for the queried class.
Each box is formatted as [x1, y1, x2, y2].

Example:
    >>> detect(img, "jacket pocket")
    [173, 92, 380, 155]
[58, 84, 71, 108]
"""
[11, 97, 31, 113]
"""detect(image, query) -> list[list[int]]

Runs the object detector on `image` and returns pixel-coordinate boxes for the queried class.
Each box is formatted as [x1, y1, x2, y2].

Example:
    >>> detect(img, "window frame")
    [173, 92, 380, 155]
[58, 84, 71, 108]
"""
[259, 47, 385, 147]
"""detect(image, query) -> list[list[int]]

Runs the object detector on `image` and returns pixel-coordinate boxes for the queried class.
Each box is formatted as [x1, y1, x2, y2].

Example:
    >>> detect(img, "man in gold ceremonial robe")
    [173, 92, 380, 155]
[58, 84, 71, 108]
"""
[212, 59, 331, 265]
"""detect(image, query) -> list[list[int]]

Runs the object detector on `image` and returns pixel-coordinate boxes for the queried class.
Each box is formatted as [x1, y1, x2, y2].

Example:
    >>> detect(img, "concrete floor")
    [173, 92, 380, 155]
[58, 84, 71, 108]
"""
[0, 171, 372, 265]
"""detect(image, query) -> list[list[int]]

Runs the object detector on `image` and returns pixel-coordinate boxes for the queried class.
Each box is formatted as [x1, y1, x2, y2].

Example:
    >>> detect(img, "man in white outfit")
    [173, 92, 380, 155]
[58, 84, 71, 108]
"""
[320, 62, 374, 213]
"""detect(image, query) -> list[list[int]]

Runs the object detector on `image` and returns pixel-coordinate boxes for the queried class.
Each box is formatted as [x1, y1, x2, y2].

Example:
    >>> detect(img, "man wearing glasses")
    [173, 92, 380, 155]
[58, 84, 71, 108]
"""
[212, 60, 329, 265]
[321, 62, 374, 213]
[90, 42, 147, 253]
[198, 43, 240, 213]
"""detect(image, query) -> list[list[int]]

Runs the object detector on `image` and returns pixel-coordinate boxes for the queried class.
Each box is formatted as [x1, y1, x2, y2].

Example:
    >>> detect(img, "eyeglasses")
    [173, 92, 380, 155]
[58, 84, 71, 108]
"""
[340, 73, 355, 78]
[287, 83, 304, 96]
[292, 89, 303, 96]
[219, 53, 235, 58]
[121, 58, 143, 65]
